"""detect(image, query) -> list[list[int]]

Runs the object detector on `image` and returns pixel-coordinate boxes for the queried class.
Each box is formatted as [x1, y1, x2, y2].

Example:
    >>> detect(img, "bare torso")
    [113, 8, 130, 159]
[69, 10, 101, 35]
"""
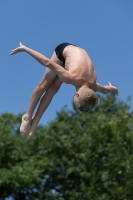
[63, 45, 97, 89]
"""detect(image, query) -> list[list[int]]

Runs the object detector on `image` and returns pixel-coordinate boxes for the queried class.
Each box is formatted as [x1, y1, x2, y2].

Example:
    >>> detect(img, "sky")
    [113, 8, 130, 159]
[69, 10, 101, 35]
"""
[1, 0, 133, 125]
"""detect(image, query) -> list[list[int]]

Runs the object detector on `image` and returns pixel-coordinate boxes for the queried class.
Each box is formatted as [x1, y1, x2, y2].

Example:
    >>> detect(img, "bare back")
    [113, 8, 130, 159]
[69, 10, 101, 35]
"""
[62, 45, 97, 89]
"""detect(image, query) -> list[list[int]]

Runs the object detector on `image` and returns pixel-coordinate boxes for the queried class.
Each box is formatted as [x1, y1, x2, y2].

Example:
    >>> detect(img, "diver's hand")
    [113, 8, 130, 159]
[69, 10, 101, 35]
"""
[10, 42, 26, 55]
[108, 82, 118, 98]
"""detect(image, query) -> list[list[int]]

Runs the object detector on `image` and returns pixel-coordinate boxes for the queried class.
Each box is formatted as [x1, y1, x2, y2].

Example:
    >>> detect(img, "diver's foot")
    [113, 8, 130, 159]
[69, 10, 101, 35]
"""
[27, 118, 38, 140]
[20, 114, 32, 137]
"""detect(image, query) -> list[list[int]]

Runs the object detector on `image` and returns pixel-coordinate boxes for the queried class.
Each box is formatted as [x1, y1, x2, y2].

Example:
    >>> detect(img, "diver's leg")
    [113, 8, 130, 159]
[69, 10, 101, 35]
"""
[27, 76, 63, 139]
[20, 52, 63, 137]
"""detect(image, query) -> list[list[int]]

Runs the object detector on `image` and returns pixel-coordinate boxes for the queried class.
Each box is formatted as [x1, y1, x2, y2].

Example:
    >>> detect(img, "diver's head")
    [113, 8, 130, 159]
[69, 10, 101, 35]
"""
[73, 87, 99, 112]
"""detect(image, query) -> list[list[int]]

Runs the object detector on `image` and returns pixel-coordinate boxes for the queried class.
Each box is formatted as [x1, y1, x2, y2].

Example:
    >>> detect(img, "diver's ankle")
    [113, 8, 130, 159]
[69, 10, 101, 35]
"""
[23, 113, 32, 121]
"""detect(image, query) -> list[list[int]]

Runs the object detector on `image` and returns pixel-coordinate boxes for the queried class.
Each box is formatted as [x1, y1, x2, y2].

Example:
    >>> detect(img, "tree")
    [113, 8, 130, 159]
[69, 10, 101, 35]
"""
[0, 95, 133, 200]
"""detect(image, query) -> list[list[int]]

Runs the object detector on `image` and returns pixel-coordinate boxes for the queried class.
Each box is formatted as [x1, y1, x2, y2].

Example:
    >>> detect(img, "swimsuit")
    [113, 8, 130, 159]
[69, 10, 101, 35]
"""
[55, 43, 75, 65]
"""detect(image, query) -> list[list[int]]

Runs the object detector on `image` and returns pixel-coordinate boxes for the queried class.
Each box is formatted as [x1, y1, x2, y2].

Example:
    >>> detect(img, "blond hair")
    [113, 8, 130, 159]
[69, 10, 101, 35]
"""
[74, 88, 99, 112]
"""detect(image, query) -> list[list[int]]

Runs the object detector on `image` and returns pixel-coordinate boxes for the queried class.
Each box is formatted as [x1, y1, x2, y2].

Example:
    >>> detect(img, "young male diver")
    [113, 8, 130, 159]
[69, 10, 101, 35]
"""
[10, 42, 118, 139]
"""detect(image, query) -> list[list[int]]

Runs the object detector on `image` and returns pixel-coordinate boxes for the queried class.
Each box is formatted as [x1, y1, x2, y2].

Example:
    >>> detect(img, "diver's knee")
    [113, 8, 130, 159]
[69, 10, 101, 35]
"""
[49, 83, 61, 94]
[36, 82, 49, 92]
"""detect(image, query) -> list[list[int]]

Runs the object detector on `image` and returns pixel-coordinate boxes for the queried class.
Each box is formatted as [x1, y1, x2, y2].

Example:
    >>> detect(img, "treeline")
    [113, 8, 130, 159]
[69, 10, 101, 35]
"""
[0, 96, 133, 200]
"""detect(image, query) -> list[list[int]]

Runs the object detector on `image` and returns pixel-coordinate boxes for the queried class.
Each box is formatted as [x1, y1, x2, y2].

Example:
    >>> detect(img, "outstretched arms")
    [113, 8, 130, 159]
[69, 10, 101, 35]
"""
[96, 82, 118, 98]
[10, 42, 73, 84]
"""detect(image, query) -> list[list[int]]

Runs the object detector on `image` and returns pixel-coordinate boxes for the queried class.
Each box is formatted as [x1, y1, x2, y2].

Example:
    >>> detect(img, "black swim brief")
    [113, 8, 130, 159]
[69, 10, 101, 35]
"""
[55, 43, 75, 65]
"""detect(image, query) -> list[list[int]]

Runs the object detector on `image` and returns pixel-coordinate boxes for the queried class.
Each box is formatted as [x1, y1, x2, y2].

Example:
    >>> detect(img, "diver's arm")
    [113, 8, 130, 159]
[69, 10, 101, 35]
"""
[96, 82, 118, 98]
[10, 42, 73, 84]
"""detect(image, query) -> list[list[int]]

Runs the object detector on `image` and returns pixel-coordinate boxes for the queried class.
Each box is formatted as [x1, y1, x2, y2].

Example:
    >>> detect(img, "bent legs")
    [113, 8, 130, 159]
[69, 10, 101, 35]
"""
[20, 52, 63, 137]
[20, 68, 56, 137]
[27, 76, 62, 139]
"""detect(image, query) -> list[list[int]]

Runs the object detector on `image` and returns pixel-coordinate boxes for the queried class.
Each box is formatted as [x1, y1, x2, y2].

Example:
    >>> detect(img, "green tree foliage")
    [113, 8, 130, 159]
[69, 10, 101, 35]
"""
[0, 96, 133, 200]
